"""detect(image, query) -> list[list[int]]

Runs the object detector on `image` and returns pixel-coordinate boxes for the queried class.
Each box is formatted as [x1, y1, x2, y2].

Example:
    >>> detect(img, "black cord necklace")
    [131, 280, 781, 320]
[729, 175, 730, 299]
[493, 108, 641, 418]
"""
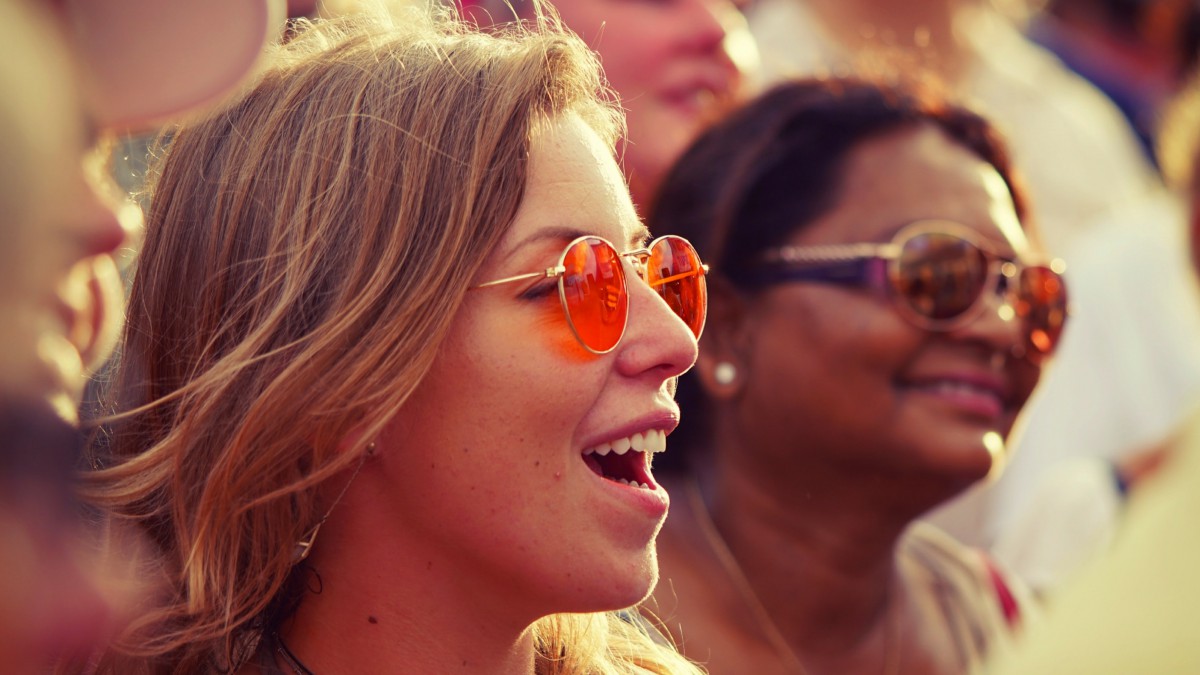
[275, 632, 316, 675]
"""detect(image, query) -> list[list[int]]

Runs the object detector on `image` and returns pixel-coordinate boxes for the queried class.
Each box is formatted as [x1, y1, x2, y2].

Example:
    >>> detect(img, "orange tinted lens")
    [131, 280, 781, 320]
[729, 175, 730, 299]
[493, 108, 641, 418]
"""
[561, 237, 628, 353]
[647, 236, 707, 337]
[893, 232, 989, 320]
[1017, 265, 1068, 359]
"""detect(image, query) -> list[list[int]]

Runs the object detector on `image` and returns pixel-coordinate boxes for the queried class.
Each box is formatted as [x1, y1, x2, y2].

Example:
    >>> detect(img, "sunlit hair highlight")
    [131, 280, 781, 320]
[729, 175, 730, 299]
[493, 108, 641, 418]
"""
[78, 5, 693, 674]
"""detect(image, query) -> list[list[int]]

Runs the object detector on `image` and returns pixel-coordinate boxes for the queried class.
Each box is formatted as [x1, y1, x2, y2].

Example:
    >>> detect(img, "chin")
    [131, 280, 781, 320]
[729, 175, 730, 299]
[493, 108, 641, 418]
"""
[913, 430, 1001, 490]
[563, 550, 659, 614]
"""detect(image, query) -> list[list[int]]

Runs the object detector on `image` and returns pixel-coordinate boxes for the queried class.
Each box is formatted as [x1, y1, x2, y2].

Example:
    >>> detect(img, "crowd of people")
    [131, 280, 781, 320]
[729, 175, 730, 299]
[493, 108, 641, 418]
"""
[3, 0, 1198, 673]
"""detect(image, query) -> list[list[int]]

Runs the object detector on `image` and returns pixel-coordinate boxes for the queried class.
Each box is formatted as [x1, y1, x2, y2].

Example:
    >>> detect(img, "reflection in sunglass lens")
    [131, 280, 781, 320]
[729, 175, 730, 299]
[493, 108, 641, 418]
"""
[893, 232, 989, 321]
[1018, 265, 1068, 359]
[647, 236, 707, 338]
[561, 237, 628, 353]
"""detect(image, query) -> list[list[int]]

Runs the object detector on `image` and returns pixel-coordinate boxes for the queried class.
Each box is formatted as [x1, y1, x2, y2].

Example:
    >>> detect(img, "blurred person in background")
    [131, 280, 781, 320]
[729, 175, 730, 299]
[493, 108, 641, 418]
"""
[1028, 0, 1200, 168]
[460, 0, 757, 210]
[0, 0, 279, 670]
[743, 0, 1164, 569]
[983, 0, 1200, 594]
[984, 153, 1200, 595]
[987, 68, 1200, 674]
[642, 77, 1067, 675]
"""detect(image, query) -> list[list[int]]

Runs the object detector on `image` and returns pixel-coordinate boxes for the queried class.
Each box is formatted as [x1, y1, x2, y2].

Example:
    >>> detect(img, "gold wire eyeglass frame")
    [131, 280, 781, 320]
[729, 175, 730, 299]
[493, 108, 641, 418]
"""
[472, 234, 709, 354]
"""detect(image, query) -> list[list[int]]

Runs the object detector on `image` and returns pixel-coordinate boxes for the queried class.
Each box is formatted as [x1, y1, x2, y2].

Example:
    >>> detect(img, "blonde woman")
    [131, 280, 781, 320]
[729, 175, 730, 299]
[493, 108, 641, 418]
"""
[83, 7, 708, 674]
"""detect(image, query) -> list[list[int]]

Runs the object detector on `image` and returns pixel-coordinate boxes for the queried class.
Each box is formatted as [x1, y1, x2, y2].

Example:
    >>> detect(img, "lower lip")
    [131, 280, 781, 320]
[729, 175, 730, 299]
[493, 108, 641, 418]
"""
[909, 385, 1005, 421]
[584, 462, 669, 519]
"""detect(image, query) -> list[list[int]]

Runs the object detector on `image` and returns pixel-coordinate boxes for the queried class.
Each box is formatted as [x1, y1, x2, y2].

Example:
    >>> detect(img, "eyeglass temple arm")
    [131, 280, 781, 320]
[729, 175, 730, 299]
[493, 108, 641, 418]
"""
[472, 265, 566, 290]
[762, 242, 899, 264]
[621, 247, 709, 286]
[748, 244, 897, 288]
[648, 265, 710, 288]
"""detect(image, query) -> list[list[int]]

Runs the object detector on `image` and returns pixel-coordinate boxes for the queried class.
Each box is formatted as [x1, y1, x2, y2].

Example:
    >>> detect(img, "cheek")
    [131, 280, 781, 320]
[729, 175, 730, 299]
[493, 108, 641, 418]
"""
[391, 303, 604, 483]
[746, 293, 922, 425]
[1009, 359, 1042, 411]
[763, 290, 919, 377]
[532, 295, 600, 362]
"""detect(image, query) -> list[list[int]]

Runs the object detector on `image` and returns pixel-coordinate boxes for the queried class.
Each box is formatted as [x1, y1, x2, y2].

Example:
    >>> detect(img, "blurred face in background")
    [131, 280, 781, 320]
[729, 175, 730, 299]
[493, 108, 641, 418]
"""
[738, 125, 1044, 488]
[549, 0, 756, 208]
[0, 0, 129, 669]
[0, 0, 129, 423]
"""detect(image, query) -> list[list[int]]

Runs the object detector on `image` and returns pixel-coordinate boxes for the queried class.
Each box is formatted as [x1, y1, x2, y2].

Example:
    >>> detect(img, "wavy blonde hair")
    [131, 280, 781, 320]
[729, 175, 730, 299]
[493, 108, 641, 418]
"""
[82, 6, 701, 674]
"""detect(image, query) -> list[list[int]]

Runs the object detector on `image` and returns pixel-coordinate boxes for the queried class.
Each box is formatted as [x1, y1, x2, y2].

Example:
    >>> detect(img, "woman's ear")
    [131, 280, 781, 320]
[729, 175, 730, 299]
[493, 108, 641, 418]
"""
[334, 426, 377, 457]
[695, 278, 753, 400]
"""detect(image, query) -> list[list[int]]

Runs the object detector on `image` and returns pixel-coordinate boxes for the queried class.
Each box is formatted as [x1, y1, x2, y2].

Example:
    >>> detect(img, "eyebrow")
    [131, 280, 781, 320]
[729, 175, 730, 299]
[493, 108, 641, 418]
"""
[628, 224, 653, 250]
[500, 223, 652, 259]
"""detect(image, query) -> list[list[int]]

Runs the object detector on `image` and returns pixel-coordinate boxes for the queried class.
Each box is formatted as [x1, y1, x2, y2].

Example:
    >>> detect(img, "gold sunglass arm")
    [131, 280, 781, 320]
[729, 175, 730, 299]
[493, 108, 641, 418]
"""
[472, 265, 566, 289]
[650, 266, 710, 287]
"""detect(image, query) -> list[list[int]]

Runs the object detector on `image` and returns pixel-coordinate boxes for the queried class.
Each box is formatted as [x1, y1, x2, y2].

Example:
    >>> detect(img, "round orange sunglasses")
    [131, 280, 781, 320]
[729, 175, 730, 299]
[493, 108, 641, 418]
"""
[474, 234, 709, 354]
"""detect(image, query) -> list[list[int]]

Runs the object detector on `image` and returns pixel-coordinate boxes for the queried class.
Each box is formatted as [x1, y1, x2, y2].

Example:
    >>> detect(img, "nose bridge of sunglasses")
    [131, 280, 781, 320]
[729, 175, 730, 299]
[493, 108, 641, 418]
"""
[621, 249, 651, 280]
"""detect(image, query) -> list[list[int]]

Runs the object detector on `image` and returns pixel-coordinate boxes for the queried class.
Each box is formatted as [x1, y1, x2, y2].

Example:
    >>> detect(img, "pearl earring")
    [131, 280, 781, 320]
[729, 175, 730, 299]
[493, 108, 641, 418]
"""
[714, 362, 737, 385]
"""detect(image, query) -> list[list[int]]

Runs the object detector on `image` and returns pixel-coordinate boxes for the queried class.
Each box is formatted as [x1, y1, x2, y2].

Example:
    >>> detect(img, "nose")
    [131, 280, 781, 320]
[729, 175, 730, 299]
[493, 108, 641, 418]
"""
[680, 0, 733, 55]
[66, 163, 129, 260]
[614, 262, 699, 382]
[683, 0, 757, 89]
[76, 189, 127, 260]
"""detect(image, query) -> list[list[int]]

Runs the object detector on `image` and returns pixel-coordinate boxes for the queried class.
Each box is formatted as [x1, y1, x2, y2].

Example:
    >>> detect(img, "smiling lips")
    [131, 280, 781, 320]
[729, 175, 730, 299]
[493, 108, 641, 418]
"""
[907, 375, 1011, 421]
[582, 429, 668, 490]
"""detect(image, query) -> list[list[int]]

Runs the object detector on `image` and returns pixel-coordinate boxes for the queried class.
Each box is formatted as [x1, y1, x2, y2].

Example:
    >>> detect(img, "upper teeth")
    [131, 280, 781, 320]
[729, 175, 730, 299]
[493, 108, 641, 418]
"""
[585, 429, 667, 456]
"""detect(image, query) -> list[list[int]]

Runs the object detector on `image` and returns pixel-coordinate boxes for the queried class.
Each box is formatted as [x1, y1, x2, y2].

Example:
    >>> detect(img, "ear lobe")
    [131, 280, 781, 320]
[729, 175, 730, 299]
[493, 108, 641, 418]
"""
[334, 427, 376, 457]
[695, 279, 753, 399]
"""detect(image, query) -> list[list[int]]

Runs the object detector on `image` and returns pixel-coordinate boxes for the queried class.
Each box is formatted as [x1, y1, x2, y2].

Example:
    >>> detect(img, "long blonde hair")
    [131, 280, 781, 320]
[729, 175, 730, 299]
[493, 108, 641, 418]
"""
[84, 6, 700, 674]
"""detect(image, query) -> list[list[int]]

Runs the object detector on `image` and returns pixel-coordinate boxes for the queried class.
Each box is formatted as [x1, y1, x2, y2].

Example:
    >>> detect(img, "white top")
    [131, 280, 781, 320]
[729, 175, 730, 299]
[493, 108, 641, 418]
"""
[746, 0, 1157, 258]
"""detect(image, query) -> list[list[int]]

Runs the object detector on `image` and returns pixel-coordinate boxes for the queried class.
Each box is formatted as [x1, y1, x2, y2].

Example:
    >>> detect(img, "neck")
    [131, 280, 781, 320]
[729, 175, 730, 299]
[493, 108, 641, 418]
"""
[275, 510, 538, 674]
[699, 461, 902, 656]
[281, 595, 535, 675]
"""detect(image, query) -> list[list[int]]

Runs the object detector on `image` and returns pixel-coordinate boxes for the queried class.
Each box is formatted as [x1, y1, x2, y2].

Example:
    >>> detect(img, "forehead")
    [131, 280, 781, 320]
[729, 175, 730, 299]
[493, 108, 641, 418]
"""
[498, 113, 644, 256]
[793, 124, 1030, 256]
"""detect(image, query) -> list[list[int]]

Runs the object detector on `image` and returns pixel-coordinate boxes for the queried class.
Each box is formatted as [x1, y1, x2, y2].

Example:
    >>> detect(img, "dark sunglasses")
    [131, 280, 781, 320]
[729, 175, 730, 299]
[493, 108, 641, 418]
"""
[474, 234, 708, 354]
[750, 220, 1068, 362]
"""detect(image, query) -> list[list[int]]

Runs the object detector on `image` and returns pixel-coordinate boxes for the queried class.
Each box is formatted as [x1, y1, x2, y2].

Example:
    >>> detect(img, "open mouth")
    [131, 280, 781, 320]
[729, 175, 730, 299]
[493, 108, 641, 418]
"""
[582, 430, 666, 490]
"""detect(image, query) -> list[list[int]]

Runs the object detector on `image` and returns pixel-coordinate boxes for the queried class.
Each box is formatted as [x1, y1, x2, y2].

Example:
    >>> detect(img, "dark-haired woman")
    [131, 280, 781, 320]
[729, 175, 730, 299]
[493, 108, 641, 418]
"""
[644, 78, 1068, 675]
